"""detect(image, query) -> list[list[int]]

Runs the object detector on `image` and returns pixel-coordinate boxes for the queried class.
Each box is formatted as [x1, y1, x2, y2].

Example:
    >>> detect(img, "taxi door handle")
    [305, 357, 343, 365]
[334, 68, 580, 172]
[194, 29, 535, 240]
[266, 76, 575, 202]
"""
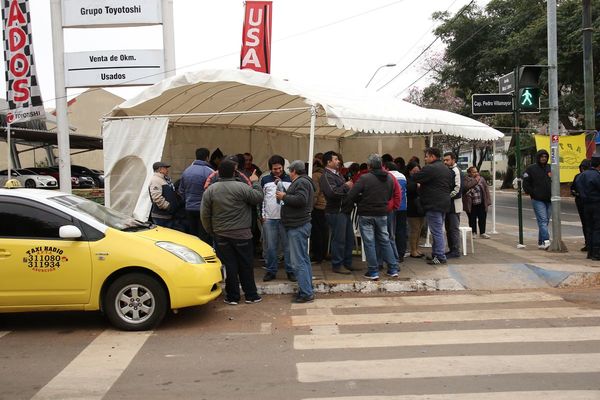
[0, 249, 11, 258]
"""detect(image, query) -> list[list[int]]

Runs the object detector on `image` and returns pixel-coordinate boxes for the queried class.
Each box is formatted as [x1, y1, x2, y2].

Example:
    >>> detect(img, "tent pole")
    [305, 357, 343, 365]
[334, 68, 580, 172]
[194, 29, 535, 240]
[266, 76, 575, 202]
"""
[6, 122, 11, 179]
[308, 106, 317, 177]
[491, 140, 497, 234]
[429, 132, 434, 147]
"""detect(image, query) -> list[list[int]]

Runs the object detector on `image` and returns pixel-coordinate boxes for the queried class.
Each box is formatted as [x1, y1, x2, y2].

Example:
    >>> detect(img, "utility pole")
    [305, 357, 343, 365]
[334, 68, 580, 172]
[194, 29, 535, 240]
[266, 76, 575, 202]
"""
[514, 66, 525, 248]
[583, 0, 596, 151]
[547, 0, 565, 252]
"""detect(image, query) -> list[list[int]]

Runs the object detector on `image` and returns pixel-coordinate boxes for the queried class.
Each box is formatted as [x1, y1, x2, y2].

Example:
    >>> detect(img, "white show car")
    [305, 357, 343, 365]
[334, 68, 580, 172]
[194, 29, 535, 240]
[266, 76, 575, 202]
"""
[0, 169, 58, 189]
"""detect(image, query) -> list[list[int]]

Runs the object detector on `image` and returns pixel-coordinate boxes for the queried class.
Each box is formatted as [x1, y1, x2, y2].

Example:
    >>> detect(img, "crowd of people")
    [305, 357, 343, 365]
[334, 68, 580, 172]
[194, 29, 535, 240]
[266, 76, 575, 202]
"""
[148, 146, 496, 304]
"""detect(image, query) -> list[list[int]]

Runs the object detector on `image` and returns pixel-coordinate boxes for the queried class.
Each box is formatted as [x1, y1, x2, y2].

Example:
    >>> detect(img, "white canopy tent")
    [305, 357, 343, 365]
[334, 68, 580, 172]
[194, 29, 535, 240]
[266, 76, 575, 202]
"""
[103, 68, 503, 221]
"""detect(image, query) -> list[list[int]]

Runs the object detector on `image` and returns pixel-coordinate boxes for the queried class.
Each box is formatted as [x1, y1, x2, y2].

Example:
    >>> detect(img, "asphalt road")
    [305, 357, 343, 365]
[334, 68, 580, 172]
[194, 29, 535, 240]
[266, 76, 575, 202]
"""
[489, 190, 584, 240]
[2, 289, 600, 399]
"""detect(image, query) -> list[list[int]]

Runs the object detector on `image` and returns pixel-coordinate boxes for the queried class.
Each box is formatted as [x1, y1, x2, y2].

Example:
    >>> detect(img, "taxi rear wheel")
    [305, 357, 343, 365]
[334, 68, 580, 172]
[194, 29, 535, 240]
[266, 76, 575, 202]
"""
[104, 273, 167, 331]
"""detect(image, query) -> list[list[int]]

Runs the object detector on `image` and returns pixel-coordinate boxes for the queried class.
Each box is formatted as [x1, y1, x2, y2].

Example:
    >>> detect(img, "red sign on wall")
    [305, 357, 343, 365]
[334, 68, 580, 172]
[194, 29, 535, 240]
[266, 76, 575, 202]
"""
[240, 1, 272, 74]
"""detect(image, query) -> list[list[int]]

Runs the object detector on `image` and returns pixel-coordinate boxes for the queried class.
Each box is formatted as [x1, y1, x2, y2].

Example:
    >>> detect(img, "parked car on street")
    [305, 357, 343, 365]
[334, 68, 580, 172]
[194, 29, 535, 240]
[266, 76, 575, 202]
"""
[0, 169, 58, 189]
[0, 189, 223, 330]
[26, 167, 94, 189]
[72, 165, 104, 188]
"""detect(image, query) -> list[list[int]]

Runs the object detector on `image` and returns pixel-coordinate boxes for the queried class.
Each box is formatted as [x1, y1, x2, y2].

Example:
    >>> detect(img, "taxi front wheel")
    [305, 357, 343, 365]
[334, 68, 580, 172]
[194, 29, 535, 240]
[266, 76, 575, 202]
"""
[104, 273, 168, 331]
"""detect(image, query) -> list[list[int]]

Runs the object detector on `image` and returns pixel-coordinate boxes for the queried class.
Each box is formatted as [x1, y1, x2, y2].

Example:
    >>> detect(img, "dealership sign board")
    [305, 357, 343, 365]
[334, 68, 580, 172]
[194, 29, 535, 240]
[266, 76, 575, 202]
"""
[1, 0, 45, 123]
[62, 0, 162, 27]
[65, 49, 164, 87]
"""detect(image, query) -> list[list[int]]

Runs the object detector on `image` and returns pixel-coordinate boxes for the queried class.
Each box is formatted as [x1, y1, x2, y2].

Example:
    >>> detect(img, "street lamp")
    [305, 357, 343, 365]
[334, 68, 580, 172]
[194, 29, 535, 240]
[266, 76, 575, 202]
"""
[365, 63, 396, 88]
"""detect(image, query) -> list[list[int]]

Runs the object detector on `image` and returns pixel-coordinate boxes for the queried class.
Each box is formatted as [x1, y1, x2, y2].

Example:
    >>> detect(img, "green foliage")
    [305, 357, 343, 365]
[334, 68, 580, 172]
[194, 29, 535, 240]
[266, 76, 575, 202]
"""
[422, 0, 600, 131]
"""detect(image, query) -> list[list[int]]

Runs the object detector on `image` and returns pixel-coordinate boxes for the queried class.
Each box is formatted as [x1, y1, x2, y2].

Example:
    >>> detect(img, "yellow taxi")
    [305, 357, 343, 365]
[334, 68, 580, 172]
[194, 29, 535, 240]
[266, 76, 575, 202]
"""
[0, 188, 222, 330]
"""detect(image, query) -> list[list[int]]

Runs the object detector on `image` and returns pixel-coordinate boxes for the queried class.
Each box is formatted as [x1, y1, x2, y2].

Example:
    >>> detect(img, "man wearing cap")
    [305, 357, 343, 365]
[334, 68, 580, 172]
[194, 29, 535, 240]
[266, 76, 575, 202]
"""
[149, 161, 178, 228]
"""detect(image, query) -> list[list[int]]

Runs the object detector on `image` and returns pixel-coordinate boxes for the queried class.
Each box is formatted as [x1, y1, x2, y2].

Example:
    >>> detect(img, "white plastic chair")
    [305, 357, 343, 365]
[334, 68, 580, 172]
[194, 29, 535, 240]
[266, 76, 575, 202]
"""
[458, 226, 475, 255]
[350, 207, 366, 262]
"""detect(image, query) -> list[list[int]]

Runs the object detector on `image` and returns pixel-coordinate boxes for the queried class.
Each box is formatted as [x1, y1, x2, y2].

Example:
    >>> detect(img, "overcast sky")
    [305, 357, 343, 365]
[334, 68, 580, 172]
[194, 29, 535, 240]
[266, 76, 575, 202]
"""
[3, 0, 478, 107]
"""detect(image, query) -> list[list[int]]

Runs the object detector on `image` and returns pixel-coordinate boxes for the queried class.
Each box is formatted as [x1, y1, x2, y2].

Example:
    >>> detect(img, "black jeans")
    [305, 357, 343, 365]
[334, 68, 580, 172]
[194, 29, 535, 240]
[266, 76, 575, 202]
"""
[468, 204, 487, 235]
[310, 208, 328, 262]
[445, 212, 461, 254]
[186, 210, 212, 244]
[214, 235, 259, 302]
[583, 202, 600, 257]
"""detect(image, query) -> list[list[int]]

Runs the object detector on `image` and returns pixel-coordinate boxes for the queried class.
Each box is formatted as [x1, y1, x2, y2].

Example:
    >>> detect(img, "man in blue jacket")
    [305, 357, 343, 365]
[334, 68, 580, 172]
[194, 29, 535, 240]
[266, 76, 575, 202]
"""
[575, 155, 600, 260]
[179, 148, 214, 243]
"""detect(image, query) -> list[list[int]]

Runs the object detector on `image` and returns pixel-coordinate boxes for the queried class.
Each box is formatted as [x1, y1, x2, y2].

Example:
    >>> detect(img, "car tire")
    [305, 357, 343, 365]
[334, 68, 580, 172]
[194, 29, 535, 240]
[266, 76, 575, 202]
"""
[104, 273, 168, 331]
[25, 179, 36, 188]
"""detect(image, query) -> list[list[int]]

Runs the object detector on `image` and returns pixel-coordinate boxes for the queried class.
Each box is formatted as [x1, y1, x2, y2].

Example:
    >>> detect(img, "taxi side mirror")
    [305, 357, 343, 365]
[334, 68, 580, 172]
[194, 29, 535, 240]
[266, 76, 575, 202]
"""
[59, 225, 82, 239]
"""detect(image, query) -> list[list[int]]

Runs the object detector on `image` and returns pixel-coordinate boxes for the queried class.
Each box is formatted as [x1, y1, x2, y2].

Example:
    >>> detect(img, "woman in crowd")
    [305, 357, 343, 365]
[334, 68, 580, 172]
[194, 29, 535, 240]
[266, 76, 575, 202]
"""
[406, 161, 425, 257]
[463, 166, 491, 239]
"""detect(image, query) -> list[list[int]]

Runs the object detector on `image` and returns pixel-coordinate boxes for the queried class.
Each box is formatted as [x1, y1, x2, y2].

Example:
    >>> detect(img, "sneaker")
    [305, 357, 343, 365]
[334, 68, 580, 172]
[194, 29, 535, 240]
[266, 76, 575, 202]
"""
[292, 295, 315, 303]
[245, 296, 263, 304]
[480, 233, 491, 239]
[223, 298, 239, 305]
[363, 270, 380, 280]
[286, 272, 297, 282]
[386, 268, 399, 277]
[538, 240, 551, 250]
[426, 256, 447, 265]
[263, 272, 277, 282]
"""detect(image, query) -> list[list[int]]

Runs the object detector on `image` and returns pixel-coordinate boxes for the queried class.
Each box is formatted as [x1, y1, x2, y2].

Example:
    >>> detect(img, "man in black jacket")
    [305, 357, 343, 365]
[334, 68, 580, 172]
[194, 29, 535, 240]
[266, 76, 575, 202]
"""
[320, 151, 355, 274]
[413, 148, 453, 265]
[346, 154, 399, 280]
[277, 160, 316, 303]
[574, 155, 600, 260]
[523, 149, 552, 249]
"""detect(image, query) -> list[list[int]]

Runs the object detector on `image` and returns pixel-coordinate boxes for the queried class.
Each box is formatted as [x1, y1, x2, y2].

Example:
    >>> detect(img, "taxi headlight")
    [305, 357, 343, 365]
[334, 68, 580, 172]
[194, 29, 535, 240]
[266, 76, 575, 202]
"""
[156, 241, 205, 264]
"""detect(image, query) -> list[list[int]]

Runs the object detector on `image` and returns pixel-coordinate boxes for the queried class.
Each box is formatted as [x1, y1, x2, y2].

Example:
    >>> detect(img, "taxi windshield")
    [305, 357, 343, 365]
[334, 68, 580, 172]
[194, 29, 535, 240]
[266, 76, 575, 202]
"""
[50, 195, 151, 231]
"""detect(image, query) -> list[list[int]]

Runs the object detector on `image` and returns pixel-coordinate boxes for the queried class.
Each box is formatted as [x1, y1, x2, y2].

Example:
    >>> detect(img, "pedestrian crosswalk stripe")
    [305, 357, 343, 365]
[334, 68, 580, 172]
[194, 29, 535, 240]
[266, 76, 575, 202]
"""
[294, 326, 600, 349]
[291, 292, 563, 309]
[31, 330, 151, 400]
[0, 331, 9, 339]
[292, 306, 600, 326]
[297, 353, 600, 382]
[301, 390, 600, 400]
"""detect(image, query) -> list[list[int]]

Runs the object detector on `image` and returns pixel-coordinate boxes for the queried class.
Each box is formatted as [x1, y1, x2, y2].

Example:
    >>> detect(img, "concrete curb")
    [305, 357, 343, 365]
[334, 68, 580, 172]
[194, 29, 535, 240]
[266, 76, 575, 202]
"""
[256, 277, 466, 295]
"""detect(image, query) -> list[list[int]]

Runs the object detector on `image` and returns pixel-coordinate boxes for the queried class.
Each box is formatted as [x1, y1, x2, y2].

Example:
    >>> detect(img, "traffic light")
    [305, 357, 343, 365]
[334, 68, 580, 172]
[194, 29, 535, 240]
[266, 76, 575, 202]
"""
[518, 87, 540, 111]
[517, 66, 543, 112]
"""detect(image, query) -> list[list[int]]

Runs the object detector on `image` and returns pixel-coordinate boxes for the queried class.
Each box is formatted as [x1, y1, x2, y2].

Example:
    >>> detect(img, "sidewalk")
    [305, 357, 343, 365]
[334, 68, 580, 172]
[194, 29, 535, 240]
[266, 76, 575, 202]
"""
[254, 230, 600, 295]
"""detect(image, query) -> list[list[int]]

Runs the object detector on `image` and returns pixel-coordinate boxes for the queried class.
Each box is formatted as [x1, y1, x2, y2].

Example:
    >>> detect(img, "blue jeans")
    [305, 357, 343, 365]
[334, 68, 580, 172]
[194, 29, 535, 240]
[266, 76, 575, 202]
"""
[425, 211, 446, 260]
[263, 219, 292, 274]
[287, 223, 313, 298]
[377, 211, 399, 266]
[153, 217, 174, 229]
[326, 213, 354, 269]
[531, 199, 551, 244]
[359, 215, 398, 273]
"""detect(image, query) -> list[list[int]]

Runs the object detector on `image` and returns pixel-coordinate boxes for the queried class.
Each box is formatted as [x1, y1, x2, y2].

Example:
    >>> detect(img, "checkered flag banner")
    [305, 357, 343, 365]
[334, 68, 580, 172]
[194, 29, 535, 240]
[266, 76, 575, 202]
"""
[2, 0, 44, 123]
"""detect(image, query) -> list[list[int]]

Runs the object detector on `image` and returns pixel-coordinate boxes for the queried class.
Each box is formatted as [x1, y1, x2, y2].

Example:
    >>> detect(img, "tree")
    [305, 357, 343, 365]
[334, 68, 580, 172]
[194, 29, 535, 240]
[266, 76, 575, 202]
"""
[426, 0, 600, 131]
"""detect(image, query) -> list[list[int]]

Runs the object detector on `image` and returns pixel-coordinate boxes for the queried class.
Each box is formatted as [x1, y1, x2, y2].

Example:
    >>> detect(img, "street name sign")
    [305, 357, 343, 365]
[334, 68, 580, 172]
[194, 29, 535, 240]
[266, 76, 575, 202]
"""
[498, 72, 515, 94]
[62, 0, 162, 27]
[472, 93, 514, 115]
[65, 49, 164, 88]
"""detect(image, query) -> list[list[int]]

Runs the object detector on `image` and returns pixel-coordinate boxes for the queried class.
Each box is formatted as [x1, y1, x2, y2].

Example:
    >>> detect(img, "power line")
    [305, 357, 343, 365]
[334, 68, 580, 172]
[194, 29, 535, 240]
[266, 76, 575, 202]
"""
[395, 18, 491, 97]
[376, 0, 476, 92]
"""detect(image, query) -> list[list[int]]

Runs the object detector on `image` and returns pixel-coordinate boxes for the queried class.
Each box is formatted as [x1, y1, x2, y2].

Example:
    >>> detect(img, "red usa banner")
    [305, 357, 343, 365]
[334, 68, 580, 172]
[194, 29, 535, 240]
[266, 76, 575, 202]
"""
[240, 1, 272, 73]
[2, 0, 45, 123]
